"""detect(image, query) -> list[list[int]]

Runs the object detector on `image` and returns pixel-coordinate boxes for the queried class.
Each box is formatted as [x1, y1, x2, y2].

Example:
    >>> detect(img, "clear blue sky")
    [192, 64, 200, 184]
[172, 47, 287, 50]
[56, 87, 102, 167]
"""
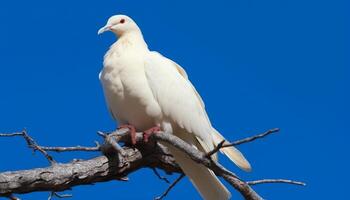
[0, 0, 348, 199]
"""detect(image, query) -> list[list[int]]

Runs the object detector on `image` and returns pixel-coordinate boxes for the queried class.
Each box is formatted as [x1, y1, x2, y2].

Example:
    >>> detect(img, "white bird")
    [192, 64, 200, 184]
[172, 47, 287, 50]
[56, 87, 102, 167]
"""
[98, 14, 251, 200]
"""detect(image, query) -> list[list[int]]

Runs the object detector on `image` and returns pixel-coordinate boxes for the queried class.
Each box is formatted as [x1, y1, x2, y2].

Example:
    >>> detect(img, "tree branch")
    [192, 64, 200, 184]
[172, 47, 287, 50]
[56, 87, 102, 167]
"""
[155, 174, 185, 200]
[0, 133, 23, 137]
[206, 128, 280, 158]
[230, 128, 280, 146]
[146, 131, 264, 200]
[0, 130, 56, 165]
[152, 168, 171, 184]
[48, 192, 73, 200]
[0, 129, 305, 200]
[0, 146, 180, 197]
[247, 179, 306, 186]
[41, 143, 101, 153]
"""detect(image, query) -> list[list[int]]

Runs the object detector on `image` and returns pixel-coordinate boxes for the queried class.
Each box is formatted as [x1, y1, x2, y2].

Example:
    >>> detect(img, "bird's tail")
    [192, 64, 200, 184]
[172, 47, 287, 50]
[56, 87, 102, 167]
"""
[165, 143, 231, 200]
[212, 128, 252, 172]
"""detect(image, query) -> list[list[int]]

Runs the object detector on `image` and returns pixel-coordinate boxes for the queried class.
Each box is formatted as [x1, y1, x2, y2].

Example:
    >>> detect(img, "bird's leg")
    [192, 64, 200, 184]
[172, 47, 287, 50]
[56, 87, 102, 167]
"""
[143, 125, 161, 143]
[118, 124, 137, 145]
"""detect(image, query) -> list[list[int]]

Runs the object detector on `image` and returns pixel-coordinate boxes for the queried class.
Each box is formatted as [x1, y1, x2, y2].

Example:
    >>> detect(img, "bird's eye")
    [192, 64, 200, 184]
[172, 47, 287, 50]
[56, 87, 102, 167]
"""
[120, 19, 125, 24]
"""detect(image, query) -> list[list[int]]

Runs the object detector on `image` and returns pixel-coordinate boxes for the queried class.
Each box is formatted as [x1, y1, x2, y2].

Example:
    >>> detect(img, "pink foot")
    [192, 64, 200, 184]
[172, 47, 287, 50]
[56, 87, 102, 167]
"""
[143, 126, 161, 143]
[118, 124, 137, 145]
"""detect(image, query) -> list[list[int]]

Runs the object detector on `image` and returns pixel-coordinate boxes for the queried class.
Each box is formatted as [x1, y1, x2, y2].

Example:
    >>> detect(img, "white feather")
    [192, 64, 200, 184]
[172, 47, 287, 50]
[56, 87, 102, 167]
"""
[99, 14, 251, 200]
[144, 52, 214, 148]
[162, 55, 251, 170]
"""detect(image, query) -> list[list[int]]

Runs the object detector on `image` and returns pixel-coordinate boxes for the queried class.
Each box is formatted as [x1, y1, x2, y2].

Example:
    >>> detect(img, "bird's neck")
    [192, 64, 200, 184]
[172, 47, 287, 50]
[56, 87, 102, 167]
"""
[115, 31, 148, 51]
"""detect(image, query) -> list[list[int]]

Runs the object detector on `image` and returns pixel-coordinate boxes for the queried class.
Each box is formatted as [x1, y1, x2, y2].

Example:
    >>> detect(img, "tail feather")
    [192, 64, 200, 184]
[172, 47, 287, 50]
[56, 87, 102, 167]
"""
[212, 128, 252, 172]
[165, 144, 231, 200]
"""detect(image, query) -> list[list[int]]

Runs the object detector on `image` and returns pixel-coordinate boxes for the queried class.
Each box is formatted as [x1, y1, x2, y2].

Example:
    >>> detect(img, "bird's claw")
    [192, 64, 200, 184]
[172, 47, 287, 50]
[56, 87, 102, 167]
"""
[118, 124, 137, 145]
[143, 126, 161, 143]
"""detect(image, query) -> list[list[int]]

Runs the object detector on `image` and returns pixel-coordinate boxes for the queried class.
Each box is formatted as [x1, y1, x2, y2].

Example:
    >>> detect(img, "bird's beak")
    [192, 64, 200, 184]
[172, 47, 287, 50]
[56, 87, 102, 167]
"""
[98, 25, 111, 35]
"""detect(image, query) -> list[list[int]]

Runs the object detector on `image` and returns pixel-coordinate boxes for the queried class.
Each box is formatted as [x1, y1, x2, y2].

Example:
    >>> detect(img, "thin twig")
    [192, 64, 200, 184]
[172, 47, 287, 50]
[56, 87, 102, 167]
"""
[207, 140, 225, 157]
[97, 131, 107, 138]
[152, 168, 170, 184]
[207, 128, 280, 158]
[247, 179, 306, 186]
[0, 130, 56, 165]
[0, 133, 23, 137]
[41, 144, 100, 152]
[48, 192, 73, 200]
[105, 135, 126, 157]
[98, 130, 129, 156]
[230, 128, 280, 146]
[155, 174, 185, 200]
[21, 130, 57, 165]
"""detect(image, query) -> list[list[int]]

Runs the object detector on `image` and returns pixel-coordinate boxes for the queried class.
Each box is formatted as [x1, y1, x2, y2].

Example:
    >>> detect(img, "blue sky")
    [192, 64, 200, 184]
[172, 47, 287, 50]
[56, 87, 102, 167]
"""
[0, 0, 348, 199]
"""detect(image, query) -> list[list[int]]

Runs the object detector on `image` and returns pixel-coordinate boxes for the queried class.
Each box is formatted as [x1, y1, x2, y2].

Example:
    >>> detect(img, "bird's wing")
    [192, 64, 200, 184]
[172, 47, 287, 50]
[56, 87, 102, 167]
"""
[151, 52, 207, 110]
[146, 51, 251, 172]
[145, 51, 232, 200]
[145, 52, 214, 150]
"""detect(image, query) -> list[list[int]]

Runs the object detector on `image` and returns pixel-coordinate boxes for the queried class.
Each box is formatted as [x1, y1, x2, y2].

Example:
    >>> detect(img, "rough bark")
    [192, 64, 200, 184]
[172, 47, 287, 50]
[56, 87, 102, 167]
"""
[0, 129, 304, 200]
[0, 136, 180, 197]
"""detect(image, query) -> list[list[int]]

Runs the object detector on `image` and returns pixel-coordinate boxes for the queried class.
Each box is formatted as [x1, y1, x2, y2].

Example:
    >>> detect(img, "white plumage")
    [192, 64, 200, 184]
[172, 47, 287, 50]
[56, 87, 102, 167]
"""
[98, 15, 251, 200]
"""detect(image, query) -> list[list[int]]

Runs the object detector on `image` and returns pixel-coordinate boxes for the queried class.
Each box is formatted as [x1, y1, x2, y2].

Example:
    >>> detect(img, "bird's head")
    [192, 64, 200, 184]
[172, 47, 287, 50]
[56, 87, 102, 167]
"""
[98, 15, 140, 37]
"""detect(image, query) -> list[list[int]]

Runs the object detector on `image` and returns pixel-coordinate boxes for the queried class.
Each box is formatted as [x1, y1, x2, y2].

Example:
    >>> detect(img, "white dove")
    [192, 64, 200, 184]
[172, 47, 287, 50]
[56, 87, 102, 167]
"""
[98, 14, 251, 200]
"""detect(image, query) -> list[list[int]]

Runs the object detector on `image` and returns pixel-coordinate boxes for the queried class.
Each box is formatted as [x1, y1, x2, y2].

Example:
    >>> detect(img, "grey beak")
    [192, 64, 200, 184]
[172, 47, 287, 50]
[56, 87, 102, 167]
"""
[97, 25, 111, 35]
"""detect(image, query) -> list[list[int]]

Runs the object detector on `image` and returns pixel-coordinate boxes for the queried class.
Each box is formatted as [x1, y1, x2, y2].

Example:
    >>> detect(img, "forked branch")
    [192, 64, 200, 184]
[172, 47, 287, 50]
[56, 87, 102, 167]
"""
[0, 129, 305, 200]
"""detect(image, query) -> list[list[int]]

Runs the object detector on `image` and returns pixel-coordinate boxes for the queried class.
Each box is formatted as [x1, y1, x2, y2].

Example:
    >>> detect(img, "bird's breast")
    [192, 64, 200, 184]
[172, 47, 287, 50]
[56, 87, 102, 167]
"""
[100, 53, 162, 131]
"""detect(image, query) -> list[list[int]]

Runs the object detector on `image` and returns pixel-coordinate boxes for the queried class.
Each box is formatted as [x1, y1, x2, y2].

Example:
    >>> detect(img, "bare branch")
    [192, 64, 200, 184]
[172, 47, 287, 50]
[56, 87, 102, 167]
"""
[0, 131, 101, 153]
[152, 168, 170, 184]
[98, 130, 128, 157]
[0, 148, 179, 197]
[155, 174, 185, 200]
[0, 128, 304, 200]
[0, 130, 180, 198]
[0, 130, 56, 165]
[247, 179, 306, 186]
[206, 140, 225, 158]
[145, 131, 263, 200]
[231, 128, 280, 146]
[41, 144, 100, 152]
[206, 128, 280, 158]
[0, 132, 23, 137]
[48, 192, 73, 200]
